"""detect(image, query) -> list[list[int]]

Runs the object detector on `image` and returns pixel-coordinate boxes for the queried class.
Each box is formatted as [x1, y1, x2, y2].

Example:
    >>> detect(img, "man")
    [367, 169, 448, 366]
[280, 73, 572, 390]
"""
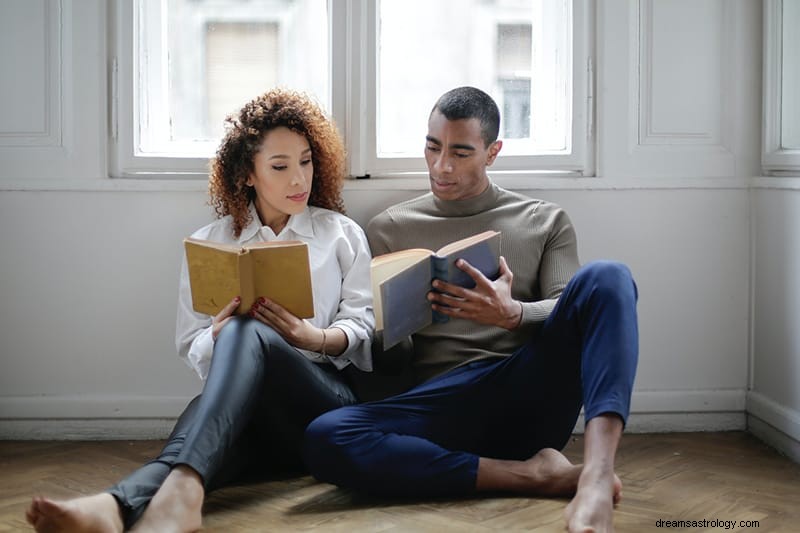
[304, 86, 638, 532]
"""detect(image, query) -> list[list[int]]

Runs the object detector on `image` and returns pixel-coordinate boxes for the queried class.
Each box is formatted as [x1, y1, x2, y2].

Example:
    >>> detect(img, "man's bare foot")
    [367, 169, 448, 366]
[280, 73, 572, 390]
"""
[25, 493, 123, 533]
[563, 464, 622, 533]
[477, 448, 582, 496]
[130, 465, 204, 533]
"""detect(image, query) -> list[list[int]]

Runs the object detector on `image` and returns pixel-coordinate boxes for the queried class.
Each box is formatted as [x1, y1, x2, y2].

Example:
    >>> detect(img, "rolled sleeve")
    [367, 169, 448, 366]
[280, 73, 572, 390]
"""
[328, 321, 372, 371]
[175, 251, 215, 381]
[325, 221, 374, 371]
[186, 326, 214, 380]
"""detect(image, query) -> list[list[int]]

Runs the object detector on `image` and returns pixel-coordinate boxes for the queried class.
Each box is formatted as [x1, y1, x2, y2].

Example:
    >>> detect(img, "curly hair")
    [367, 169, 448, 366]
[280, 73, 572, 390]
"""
[208, 88, 346, 238]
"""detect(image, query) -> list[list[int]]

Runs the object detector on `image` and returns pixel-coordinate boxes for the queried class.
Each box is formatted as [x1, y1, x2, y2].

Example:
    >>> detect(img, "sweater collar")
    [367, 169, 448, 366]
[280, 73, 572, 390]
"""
[431, 181, 500, 217]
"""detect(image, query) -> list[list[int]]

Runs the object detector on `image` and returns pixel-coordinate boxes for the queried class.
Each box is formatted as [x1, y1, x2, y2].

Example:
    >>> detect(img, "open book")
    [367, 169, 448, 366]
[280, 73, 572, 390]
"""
[184, 237, 314, 318]
[371, 230, 501, 349]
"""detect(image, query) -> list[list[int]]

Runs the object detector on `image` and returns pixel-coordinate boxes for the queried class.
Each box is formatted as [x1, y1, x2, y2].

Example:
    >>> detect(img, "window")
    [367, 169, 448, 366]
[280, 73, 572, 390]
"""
[110, 0, 592, 178]
[763, 0, 800, 175]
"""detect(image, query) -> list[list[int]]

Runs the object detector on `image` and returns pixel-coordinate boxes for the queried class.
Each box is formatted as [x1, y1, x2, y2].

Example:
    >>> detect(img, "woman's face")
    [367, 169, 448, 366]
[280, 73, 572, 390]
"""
[247, 127, 313, 231]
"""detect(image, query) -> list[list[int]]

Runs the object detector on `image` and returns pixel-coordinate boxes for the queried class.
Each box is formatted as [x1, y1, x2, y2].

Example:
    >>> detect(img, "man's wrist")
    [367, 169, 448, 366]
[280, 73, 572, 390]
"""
[504, 301, 524, 330]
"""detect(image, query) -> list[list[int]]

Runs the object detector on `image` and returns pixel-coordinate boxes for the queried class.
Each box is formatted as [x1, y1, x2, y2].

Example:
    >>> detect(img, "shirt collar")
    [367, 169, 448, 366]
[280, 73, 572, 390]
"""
[239, 203, 315, 242]
[284, 207, 315, 238]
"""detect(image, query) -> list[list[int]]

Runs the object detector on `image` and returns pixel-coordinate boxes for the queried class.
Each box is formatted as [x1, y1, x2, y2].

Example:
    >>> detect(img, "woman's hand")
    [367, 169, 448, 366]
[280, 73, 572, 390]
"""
[250, 297, 322, 351]
[212, 296, 241, 340]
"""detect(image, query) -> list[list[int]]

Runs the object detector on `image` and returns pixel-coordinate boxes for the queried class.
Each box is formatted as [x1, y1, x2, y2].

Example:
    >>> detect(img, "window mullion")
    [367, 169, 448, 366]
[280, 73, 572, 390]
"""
[335, 0, 372, 178]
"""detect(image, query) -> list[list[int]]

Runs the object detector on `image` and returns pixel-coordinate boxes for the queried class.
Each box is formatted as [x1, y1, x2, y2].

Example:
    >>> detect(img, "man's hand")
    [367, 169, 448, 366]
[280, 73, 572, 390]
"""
[428, 256, 522, 330]
[250, 297, 322, 351]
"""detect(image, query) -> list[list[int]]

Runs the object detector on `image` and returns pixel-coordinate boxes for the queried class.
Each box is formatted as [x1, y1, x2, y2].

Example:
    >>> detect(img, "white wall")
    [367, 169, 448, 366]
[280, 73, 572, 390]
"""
[1, 0, 787, 443]
[748, 181, 800, 462]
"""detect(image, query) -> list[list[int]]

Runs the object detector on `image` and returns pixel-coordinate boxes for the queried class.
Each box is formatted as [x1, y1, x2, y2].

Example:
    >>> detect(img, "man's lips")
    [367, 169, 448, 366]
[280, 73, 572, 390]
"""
[431, 178, 456, 188]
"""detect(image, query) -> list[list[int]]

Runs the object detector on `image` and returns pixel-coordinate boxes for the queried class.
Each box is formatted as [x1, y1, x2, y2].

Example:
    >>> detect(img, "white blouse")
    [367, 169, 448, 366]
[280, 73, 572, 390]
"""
[175, 204, 374, 381]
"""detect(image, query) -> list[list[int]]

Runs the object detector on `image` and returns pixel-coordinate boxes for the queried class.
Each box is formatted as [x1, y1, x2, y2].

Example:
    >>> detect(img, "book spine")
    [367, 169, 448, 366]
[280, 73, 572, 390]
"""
[430, 256, 450, 324]
[238, 250, 255, 314]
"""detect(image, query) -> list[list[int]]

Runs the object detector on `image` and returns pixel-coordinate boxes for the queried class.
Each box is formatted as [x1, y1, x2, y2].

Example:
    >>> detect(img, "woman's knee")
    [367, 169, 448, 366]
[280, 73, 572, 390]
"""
[210, 318, 302, 382]
[217, 315, 281, 343]
[215, 317, 287, 358]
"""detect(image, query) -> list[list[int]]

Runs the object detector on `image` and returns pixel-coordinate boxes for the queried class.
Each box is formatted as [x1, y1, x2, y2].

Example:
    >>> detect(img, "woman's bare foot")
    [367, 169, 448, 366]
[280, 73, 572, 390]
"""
[563, 465, 623, 533]
[25, 493, 123, 533]
[130, 466, 204, 533]
[477, 448, 583, 496]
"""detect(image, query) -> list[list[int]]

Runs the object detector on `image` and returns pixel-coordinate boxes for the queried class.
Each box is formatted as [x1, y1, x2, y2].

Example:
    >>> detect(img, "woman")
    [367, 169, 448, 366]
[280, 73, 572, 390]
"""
[26, 89, 374, 532]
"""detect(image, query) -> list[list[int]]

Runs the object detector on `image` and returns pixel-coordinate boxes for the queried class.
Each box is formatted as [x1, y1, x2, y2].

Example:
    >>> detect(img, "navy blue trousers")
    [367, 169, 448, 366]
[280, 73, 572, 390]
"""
[107, 317, 357, 529]
[303, 260, 638, 496]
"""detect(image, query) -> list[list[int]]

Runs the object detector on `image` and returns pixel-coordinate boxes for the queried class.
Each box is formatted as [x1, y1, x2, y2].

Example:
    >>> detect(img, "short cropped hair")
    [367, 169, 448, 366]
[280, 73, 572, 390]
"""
[430, 86, 500, 147]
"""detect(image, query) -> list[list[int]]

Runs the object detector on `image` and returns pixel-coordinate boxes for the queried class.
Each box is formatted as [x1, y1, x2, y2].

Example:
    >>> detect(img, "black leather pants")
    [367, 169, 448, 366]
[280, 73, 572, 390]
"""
[107, 316, 358, 529]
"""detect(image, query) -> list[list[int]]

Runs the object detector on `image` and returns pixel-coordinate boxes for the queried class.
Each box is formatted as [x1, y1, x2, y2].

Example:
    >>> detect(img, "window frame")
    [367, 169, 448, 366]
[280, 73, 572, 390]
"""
[763, 0, 800, 175]
[109, 0, 595, 179]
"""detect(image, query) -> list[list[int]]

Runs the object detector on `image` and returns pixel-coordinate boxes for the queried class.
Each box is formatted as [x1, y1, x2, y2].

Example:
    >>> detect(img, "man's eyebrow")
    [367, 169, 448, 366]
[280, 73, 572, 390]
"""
[449, 143, 476, 151]
[425, 136, 476, 151]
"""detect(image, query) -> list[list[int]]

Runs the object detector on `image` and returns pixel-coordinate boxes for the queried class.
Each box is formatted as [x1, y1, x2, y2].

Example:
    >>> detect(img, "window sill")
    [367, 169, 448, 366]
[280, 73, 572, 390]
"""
[0, 175, 754, 193]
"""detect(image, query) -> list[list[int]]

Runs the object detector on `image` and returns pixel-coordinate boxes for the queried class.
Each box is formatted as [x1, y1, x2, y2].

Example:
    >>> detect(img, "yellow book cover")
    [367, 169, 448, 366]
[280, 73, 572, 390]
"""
[184, 237, 314, 318]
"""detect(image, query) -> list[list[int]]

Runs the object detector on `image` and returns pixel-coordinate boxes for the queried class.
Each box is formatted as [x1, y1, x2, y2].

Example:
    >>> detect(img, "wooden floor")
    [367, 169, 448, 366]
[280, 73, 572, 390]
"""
[1, 432, 799, 532]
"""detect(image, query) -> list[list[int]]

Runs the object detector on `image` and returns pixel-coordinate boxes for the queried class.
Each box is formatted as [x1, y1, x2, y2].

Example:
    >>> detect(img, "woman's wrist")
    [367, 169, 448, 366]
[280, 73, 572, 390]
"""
[318, 328, 328, 356]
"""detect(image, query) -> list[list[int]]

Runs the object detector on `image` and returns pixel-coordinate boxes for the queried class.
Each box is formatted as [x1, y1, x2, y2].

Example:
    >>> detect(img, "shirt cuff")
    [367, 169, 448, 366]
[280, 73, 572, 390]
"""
[518, 300, 557, 332]
[327, 323, 372, 372]
[187, 326, 214, 381]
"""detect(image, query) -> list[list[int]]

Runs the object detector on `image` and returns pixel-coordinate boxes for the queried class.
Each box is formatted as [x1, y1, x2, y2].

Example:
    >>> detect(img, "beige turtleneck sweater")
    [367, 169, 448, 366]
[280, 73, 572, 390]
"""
[366, 181, 581, 383]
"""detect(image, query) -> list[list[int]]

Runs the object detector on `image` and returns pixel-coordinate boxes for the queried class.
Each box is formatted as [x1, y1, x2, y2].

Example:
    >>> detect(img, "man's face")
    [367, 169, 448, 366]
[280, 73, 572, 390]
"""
[424, 110, 501, 201]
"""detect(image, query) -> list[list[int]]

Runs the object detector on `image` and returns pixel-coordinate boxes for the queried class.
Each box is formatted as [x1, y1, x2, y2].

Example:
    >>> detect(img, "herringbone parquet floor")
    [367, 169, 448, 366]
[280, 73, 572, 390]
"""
[1, 432, 798, 532]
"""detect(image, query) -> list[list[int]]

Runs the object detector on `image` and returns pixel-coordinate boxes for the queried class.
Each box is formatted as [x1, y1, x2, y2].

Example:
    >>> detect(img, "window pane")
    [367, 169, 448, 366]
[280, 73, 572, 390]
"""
[782, 0, 800, 149]
[204, 22, 279, 139]
[141, 0, 329, 155]
[377, 0, 570, 158]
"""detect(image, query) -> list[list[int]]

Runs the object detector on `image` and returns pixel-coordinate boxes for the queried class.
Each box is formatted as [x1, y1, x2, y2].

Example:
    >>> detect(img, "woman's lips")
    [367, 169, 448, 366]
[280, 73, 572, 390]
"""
[288, 192, 309, 202]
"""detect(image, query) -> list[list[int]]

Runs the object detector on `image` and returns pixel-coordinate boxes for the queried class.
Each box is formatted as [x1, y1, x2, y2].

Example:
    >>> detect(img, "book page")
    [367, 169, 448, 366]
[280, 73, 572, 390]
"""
[370, 249, 432, 330]
[380, 257, 435, 349]
[184, 237, 243, 254]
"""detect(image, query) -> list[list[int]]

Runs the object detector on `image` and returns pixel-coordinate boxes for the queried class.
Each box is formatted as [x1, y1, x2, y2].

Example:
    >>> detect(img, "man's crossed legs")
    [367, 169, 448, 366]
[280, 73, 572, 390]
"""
[304, 261, 639, 532]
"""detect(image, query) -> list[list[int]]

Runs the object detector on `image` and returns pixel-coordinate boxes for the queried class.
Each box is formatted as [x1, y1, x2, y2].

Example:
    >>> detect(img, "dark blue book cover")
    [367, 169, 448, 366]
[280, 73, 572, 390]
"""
[376, 231, 501, 349]
[430, 236, 501, 323]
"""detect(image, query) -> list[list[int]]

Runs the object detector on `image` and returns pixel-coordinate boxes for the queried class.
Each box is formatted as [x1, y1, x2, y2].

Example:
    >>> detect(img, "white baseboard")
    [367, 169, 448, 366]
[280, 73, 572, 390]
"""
[572, 412, 745, 434]
[0, 395, 192, 439]
[1, 412, 747, 440]
[0, 418, 178, 440]
[746, 391, 800, 442]
[747, 415, 800, 464]
[745, 391, 800, 462]
[0, 389, 749, 440]
[0, 395, 192, 419]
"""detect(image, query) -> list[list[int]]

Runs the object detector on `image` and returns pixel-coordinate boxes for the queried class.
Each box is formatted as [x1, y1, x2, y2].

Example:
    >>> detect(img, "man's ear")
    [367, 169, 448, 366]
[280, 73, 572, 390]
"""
[486, 140, 503, 166]
[486, 140, 503, 167]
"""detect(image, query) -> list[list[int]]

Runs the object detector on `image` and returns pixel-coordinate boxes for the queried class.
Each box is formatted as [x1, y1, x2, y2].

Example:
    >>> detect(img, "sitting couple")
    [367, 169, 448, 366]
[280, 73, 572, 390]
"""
[27, 86, 638, 533]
